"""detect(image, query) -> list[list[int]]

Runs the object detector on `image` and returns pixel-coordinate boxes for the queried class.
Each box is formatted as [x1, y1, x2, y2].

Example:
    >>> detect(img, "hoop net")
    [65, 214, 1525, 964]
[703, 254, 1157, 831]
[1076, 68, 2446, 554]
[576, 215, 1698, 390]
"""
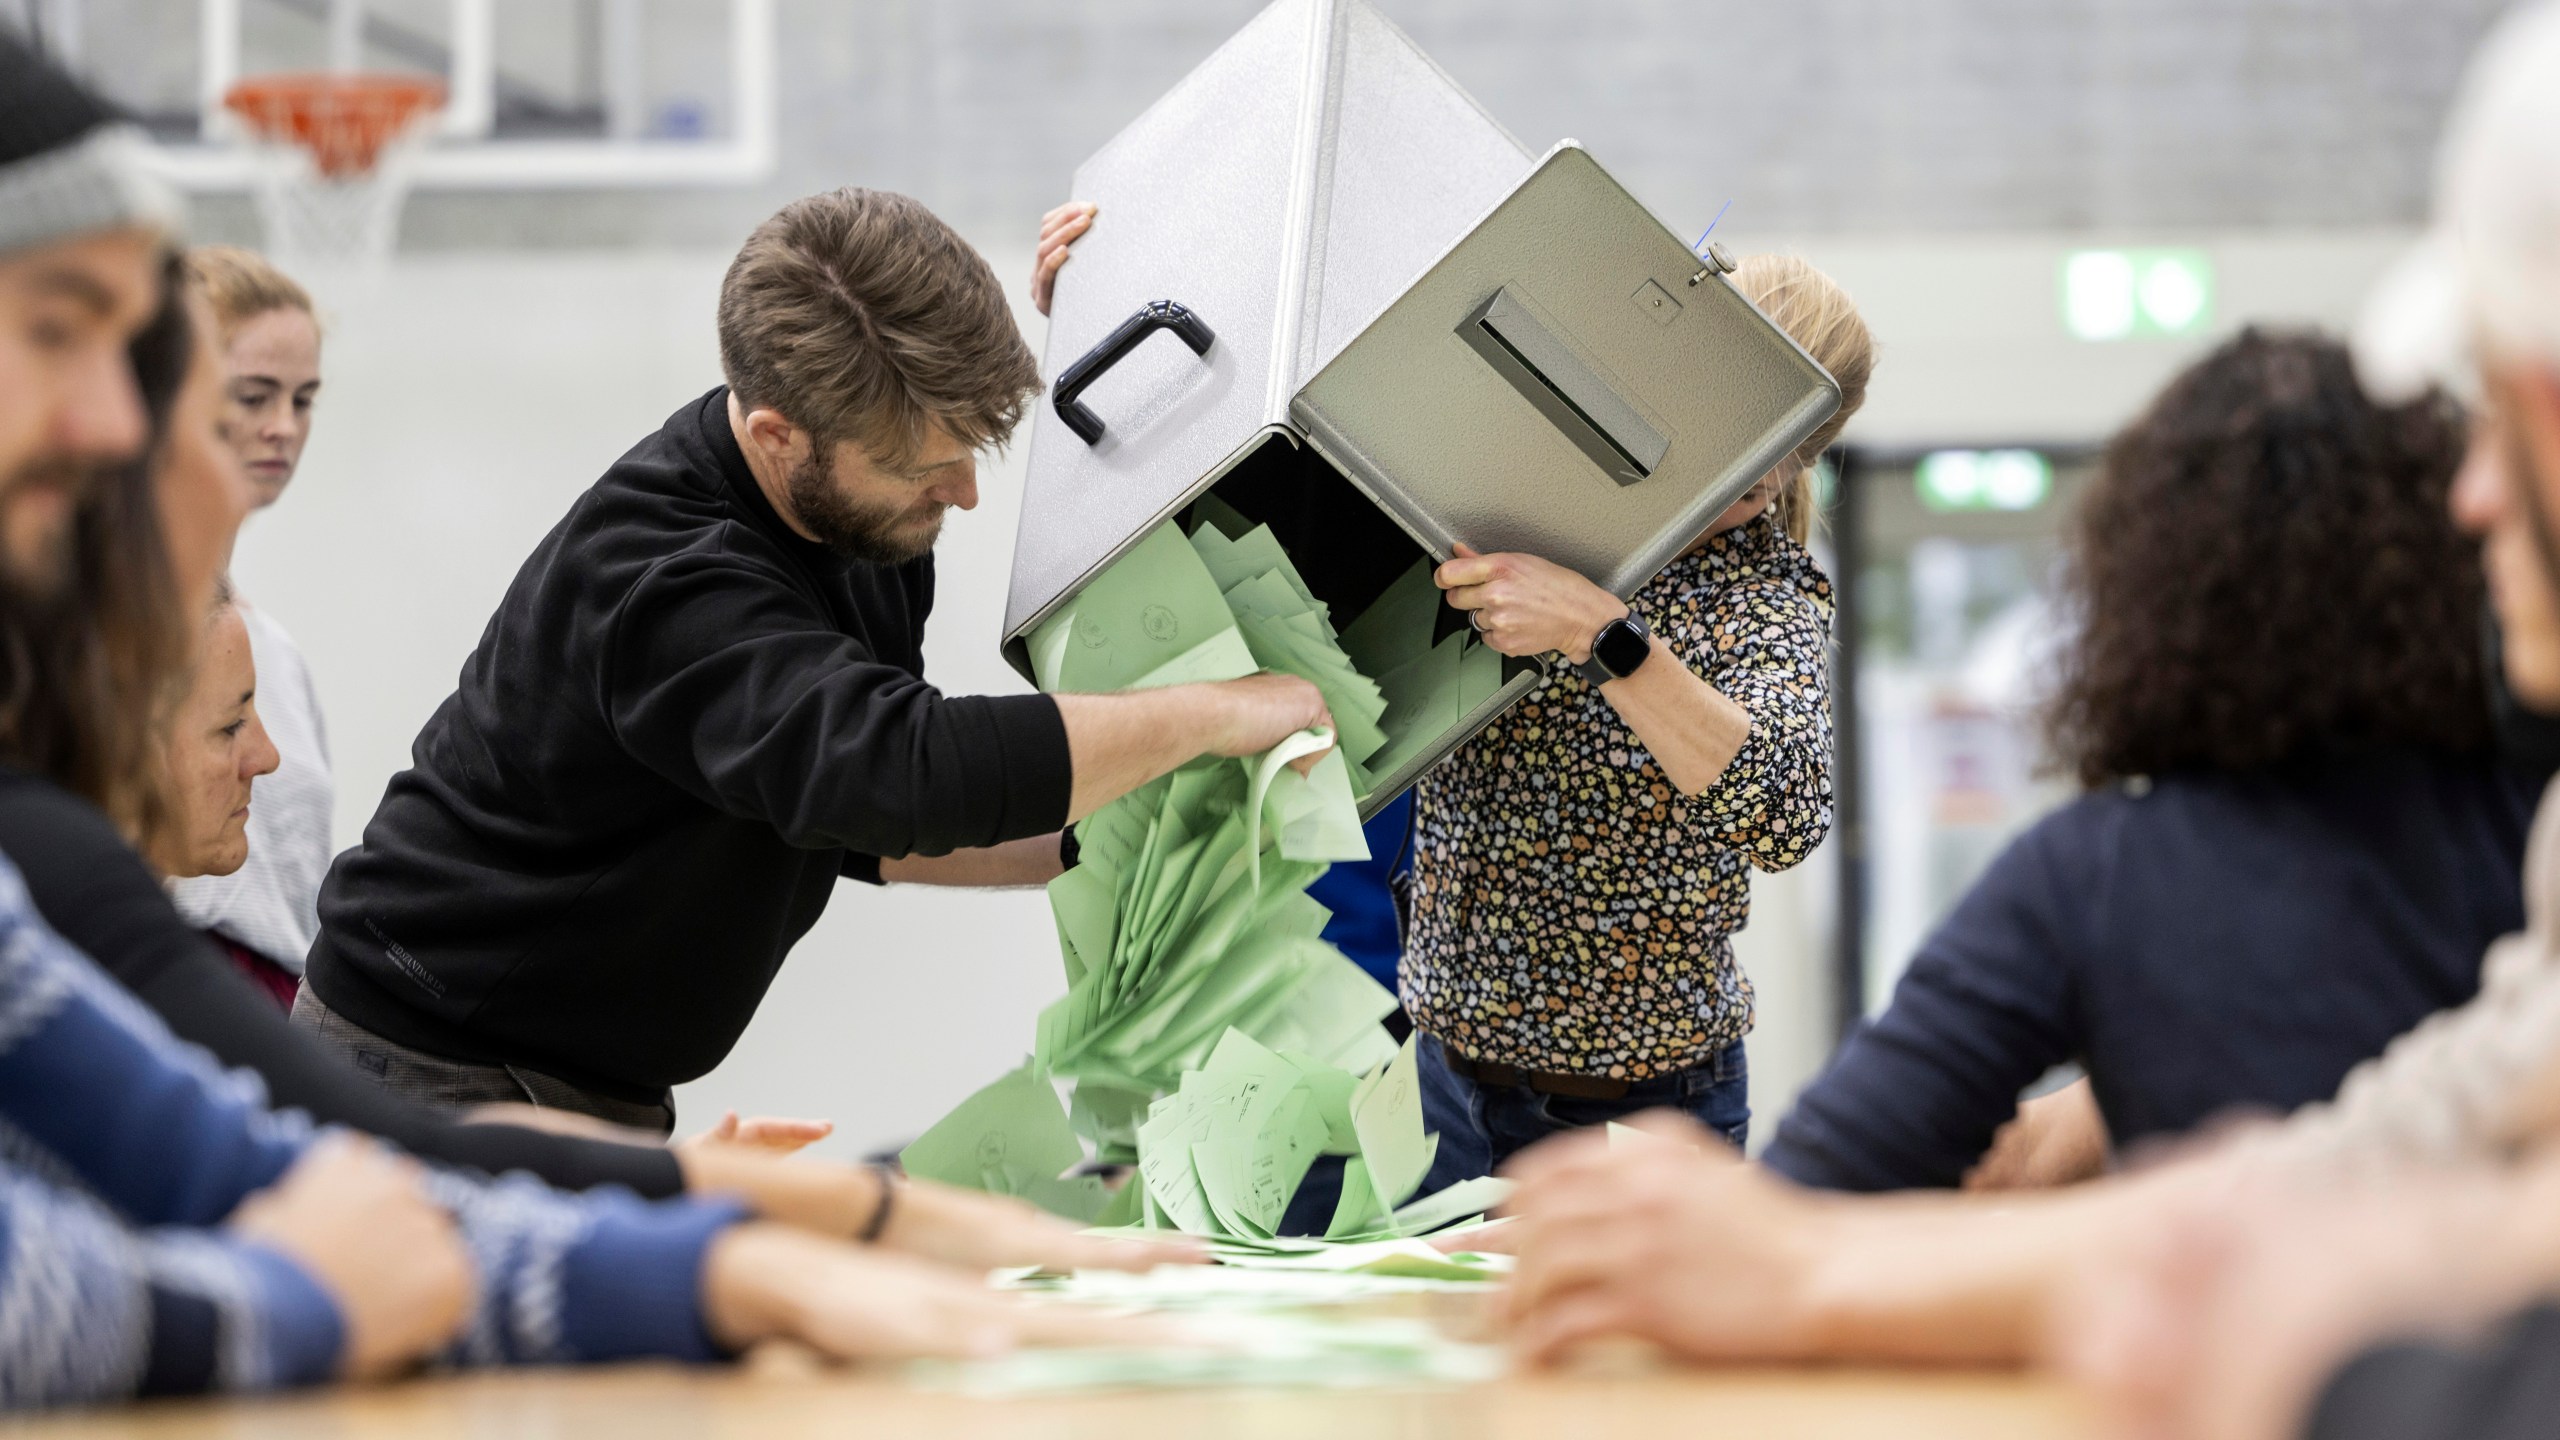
[222, 74, 445, 280]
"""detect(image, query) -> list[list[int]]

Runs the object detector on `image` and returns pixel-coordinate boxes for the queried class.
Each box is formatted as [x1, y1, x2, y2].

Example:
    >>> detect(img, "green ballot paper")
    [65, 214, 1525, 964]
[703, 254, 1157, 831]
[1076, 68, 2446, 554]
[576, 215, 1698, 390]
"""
[1028, 521, 1256, 694]
[899, 1065, 1110, 1222]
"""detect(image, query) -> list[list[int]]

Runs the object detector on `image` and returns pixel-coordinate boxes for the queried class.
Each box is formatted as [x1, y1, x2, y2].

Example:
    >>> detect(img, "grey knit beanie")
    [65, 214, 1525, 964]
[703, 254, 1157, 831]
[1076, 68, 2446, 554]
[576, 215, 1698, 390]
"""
[0, 30, 183, 258]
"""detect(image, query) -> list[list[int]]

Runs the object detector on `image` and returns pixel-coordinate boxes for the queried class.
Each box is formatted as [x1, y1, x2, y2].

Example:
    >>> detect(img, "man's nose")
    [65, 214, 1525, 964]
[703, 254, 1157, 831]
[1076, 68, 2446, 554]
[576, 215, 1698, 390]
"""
[933, 469, 980, 512]
[57, 350, 147, 463]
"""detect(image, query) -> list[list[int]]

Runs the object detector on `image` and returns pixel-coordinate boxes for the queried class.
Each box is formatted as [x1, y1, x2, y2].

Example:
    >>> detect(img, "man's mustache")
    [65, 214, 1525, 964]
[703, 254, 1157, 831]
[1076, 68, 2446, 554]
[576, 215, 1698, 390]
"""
[0, 458, 106, 507]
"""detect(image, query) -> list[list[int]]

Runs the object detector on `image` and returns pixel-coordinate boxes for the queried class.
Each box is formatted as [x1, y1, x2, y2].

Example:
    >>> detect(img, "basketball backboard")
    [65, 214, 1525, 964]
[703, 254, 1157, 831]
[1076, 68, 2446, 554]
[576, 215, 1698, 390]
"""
[7, 0, 776, 191]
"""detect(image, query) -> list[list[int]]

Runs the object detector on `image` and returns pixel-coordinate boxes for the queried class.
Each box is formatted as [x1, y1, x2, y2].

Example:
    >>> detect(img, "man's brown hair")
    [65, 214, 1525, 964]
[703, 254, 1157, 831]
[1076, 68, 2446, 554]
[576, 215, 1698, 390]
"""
[717, 188, 1039, 470]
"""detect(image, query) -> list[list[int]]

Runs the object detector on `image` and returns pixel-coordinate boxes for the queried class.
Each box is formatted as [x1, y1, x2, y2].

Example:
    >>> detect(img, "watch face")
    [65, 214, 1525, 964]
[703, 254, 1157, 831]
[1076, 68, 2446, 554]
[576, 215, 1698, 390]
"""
[1595, 618, 1650, 677]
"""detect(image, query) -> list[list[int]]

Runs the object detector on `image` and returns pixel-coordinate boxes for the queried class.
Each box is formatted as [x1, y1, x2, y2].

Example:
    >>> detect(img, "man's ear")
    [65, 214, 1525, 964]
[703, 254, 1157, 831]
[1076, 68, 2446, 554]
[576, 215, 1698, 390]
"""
[739, 406, 808, 470]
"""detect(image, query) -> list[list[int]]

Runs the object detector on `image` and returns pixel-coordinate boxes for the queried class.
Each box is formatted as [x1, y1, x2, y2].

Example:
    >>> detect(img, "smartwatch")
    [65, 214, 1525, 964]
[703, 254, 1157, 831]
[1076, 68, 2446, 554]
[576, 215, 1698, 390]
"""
[1573, 611, 1653, 687]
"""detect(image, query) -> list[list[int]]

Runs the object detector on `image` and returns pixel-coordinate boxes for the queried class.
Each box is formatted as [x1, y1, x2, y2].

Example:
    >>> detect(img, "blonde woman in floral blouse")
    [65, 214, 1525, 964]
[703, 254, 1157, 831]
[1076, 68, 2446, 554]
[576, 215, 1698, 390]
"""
[1407, 255, 1875, 1191]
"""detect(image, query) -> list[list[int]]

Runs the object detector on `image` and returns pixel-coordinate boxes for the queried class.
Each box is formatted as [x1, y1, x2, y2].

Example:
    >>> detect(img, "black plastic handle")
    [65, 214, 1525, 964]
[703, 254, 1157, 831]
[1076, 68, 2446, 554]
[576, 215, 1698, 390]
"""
[1052, 300, 1216, 445]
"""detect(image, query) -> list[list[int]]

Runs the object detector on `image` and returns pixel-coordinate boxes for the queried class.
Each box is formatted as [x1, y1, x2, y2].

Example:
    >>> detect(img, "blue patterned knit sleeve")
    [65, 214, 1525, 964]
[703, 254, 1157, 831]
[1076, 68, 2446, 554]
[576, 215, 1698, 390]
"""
[0, 1166, 342, 1407]
[0, 849, 744, 1402]
[426, 1168, 743, 1367]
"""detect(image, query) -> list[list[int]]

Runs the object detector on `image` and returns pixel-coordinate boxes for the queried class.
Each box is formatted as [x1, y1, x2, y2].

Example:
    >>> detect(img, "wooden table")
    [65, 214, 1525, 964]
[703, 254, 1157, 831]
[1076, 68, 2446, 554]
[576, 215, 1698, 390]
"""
[8, 1362, 2092, 1438]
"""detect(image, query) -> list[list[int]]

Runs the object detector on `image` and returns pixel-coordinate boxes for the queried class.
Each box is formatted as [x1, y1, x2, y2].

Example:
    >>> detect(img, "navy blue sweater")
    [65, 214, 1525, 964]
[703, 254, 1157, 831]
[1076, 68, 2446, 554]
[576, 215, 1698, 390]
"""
[1764, 749, 2541, 1192]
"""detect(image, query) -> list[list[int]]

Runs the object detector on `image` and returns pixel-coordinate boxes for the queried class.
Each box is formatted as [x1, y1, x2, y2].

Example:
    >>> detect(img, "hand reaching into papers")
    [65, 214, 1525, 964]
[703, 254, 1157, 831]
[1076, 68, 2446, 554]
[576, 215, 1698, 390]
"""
[1032, 201, 1097, 316]
[1434, 543, 1628, 662]
[680, 1109, 835, 1156]
[702, 1222, 1170, 1361]
[1202, 671, 1335, 773]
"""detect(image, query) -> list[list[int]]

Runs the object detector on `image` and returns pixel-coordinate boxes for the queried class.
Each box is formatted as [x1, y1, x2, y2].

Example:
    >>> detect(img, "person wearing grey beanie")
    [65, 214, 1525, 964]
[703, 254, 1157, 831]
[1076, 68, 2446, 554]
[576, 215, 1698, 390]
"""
[0, 29, 183, 566]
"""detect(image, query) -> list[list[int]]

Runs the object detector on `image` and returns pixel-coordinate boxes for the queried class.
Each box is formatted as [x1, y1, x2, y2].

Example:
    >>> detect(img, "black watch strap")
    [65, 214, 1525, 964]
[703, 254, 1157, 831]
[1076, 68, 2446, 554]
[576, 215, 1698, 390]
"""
[1572, 611, 1652, 686]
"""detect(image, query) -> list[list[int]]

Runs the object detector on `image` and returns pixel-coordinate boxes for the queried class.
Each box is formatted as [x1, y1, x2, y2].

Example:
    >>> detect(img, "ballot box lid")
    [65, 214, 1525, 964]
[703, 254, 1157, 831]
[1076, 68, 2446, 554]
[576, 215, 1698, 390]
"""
[1290, 141, 1842, 597]
[1003, 0, 1533, 653]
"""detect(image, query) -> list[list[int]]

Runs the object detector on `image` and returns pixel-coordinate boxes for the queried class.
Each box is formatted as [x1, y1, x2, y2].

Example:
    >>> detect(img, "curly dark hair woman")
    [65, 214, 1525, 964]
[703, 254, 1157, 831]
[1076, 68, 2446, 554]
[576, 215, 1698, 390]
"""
[2047, 327, 2487, 787]
[1763, 325, 2543, 1195]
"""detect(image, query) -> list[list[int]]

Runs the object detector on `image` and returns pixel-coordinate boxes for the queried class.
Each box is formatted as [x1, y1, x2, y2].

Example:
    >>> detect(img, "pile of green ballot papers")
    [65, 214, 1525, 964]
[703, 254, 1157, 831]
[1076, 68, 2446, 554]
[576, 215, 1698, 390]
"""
[904, 1026, 1513, 1243]
[906, 501, 1509, 1240]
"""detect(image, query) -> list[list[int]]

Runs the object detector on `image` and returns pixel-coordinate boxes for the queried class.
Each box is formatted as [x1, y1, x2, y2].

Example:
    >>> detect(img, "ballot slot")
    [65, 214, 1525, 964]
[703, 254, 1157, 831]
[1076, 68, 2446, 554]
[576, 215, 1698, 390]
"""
[1457, 286, 1669, 487]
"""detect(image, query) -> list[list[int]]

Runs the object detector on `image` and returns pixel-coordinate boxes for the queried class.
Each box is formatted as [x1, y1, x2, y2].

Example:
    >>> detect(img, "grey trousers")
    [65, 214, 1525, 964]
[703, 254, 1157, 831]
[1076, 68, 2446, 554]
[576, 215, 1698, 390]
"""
[291, 982, 677, 1137]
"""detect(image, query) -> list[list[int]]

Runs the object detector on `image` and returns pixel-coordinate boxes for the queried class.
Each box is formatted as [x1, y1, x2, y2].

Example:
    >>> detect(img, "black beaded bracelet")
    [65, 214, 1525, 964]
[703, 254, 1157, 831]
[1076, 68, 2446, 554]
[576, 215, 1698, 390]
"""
[859, 1161, 898, 1244]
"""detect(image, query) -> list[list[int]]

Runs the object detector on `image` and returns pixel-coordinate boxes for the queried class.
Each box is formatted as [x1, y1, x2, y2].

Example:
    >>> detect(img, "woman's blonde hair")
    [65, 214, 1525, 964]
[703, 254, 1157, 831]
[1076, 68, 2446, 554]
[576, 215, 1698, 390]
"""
[183, 245, 315, 341]
[1729, 254, 1875, 543]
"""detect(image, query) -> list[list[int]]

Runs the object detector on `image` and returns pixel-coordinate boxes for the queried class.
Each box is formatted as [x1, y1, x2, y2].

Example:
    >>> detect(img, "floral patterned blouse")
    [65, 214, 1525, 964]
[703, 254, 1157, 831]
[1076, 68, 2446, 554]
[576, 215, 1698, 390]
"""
[1402, 514, 1835, 1080]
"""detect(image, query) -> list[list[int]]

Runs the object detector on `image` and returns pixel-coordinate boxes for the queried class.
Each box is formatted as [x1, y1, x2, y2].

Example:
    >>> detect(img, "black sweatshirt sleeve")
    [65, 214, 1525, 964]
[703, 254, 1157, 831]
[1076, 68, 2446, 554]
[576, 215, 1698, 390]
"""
[603, 550, 1072, 859]
[2307, 1306, 2560, 1440]
[0, 779, 685, 1198]
[1761, 818, 2086, 1191]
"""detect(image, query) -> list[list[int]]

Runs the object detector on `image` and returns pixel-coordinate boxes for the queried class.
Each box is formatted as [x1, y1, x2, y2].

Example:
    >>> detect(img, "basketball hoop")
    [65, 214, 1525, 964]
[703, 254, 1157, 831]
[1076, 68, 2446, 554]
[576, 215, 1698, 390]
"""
[223, 73, 445, 281]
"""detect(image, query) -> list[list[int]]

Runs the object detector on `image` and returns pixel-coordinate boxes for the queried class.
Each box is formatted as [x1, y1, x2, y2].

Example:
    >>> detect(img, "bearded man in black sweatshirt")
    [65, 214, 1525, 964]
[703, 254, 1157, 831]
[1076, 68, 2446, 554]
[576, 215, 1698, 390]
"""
[297, 189, 1329, 1129]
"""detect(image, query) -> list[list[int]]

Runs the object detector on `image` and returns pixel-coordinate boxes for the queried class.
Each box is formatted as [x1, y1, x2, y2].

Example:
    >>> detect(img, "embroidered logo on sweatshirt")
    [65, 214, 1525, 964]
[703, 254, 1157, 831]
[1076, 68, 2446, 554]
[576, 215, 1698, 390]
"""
[365, 918, 446, 999]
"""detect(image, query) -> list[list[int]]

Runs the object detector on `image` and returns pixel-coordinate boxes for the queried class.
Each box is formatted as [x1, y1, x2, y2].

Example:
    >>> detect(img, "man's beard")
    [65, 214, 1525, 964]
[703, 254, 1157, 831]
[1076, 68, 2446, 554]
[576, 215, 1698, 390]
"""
[786, 452, 944, 565]
[0, 460, 97, 603]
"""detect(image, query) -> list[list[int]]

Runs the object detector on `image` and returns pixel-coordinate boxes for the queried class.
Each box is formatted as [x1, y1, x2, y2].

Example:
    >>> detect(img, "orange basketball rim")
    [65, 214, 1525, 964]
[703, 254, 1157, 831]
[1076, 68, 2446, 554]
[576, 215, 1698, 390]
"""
[223, 73, 446, 179]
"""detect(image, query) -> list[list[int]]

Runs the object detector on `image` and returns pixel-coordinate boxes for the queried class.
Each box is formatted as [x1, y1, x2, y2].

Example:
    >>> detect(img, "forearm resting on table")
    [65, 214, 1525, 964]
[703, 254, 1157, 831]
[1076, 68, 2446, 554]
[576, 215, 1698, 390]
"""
[880, 833, 1064, 888]
[678, 1145, 883, 1238]
[1791, 1167, 2193, 1363]
[1598, 638, 1753, 798]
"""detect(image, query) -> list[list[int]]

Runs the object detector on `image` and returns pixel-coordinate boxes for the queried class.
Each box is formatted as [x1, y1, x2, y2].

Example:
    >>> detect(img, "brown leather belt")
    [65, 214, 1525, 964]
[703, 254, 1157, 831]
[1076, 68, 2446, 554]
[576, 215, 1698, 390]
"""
[1439, 1050, 1632, 1101]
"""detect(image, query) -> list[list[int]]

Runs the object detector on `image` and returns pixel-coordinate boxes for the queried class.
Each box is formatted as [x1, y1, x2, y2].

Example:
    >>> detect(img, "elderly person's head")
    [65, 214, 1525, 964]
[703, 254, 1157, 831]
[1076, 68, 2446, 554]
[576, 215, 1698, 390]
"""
[2367, 3, 2560, 720]
[186, 247, 320, 509]
[150, 577, 279, 879]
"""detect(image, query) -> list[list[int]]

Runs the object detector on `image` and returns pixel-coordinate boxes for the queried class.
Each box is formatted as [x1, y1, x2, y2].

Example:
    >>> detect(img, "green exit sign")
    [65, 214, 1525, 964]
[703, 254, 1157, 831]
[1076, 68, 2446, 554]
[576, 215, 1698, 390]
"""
[1916, 449, 2053, 513]
[2062, 248, 2214, 341]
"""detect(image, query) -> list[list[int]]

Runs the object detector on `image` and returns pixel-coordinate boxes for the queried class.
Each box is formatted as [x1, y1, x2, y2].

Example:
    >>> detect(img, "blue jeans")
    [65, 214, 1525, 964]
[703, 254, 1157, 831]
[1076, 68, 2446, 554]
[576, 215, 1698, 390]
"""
[1411, 1032, 1749, 1197]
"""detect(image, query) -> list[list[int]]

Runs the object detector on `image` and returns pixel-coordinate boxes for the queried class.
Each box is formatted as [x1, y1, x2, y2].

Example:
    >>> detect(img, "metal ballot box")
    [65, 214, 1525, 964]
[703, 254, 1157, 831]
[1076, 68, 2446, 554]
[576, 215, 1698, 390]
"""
[1003, 0, 1841, 812]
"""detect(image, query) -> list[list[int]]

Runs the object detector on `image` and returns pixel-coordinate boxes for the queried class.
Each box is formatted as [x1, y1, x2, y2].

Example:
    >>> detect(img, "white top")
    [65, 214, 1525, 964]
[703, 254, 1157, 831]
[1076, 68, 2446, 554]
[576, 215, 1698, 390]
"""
[167, 601, 334, 974]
